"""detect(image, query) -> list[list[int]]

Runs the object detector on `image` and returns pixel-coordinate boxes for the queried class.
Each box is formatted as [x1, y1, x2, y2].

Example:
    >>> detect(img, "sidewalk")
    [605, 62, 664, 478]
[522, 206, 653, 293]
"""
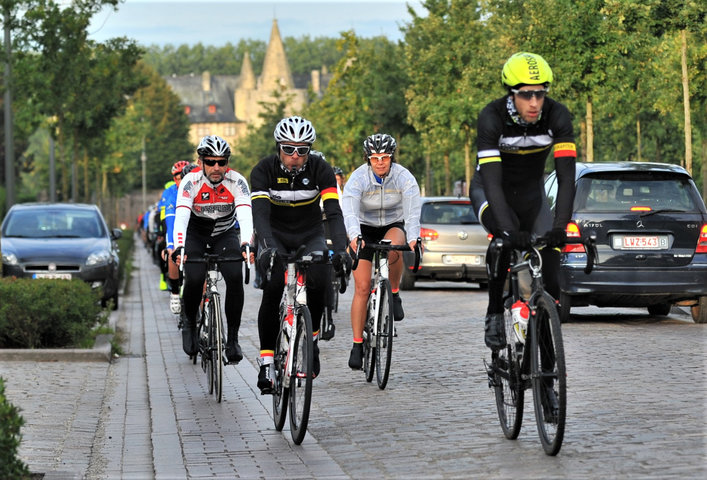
[0, 241, 346, 479]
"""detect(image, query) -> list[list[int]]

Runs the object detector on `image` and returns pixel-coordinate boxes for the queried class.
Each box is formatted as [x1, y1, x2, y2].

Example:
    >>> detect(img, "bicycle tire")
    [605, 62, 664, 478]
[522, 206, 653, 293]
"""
[289, 306, 314, 445]
[363, 296, 375, 383]
[203, 302, 214, 393]
[375, 279, 394, 389]
[530, 292, 567, 456]
[493, 308, 524, 439]
[272, 322, 289, 431]
[211, 293, 224, 403]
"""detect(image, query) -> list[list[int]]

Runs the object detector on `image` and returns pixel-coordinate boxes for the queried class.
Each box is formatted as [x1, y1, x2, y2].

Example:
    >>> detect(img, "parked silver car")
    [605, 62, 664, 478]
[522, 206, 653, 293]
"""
[401, 196, 490, 289]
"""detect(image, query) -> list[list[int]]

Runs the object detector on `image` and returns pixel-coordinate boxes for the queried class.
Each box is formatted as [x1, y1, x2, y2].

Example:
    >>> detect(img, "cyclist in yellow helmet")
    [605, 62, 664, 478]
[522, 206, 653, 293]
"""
[470, 52, 577, 351]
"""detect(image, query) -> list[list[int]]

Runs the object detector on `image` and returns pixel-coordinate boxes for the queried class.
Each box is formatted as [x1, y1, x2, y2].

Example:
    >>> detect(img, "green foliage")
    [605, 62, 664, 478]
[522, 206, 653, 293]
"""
[0, 377, 30, 480]
[0, 278, 103, 349]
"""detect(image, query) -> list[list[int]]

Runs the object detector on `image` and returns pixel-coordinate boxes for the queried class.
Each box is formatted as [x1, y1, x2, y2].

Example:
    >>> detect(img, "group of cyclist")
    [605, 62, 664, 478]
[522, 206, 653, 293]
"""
[156, 51, 577, 397]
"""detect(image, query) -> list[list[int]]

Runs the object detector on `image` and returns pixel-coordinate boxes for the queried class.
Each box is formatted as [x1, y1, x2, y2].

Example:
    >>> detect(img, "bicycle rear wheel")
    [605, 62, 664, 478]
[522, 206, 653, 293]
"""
[492, 308, 524, 439]
[272, 320, 289, 431]
[530, 292, 566, 456]
[210, 293, 224, 403]
[363, 297, 375, 382]
[289, 306, 313, 445]
[375, 279, 394, 389]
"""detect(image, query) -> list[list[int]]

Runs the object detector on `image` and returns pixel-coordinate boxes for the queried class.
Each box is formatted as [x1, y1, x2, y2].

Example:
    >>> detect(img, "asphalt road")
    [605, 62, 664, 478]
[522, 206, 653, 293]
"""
[0, 243, 705, 479]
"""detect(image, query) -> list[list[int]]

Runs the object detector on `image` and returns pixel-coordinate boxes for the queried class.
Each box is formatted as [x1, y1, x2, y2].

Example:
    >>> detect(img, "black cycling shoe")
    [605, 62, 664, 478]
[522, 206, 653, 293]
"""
[312, 342, 320, 378]
[257, 364, 274, 395]
[348, 343, 363, 370]
[484, 313, 506, 350]
[393, 293, 404, 321]
[181, 326, 197, 357]
[225, 341, 243, 364]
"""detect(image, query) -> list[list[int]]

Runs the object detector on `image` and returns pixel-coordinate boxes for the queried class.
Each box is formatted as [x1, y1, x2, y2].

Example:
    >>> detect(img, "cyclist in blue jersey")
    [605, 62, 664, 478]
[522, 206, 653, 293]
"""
[160, 160, 190, 313]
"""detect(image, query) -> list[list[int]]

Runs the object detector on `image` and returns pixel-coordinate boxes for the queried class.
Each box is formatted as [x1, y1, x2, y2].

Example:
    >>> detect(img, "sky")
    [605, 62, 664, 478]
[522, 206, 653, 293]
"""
[88, 0, 427, 47]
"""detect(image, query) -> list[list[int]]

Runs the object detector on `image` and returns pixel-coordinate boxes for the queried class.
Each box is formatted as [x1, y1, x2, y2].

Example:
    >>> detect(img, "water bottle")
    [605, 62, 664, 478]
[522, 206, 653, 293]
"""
[511, 300, 529, 343]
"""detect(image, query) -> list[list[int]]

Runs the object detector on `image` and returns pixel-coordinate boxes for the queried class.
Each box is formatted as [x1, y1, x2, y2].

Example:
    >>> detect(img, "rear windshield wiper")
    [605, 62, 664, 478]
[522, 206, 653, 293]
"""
[639, 208, 687, 217]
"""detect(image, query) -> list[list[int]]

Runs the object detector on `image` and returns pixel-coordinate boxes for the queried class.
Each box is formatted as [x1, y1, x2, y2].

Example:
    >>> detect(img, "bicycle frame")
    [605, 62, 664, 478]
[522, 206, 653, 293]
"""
[280, 256, 309, 388]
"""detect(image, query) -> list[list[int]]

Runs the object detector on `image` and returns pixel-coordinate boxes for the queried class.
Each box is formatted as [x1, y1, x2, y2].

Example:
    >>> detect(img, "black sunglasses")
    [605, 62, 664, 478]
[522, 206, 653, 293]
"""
[202, 158, 228, 167]
[511, 88, 548, 100]
[280, 144, 311, 156]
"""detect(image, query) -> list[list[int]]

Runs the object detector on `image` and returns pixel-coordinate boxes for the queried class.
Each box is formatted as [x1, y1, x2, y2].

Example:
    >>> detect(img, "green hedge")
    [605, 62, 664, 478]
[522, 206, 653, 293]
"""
[0, 377, 30, 479]
[0, 278, 102, 348]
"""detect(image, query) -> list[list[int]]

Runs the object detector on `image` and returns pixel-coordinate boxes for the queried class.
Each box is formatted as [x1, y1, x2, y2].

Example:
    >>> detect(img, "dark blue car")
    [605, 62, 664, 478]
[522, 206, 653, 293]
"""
[1, 203, 122, 310]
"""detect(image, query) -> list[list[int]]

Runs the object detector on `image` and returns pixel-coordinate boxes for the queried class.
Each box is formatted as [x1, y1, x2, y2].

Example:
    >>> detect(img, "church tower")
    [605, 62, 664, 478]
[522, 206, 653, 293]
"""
[259, 19, 294, 91]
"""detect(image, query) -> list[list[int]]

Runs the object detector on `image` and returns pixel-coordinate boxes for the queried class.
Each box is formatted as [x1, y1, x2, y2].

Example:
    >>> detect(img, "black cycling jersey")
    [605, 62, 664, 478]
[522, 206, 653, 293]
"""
[471, 95, 576, 235]
[250, 152, 347, 253]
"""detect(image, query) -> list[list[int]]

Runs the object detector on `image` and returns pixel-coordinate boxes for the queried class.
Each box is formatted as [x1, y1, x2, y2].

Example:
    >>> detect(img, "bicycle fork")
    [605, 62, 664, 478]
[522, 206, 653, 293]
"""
[281, 265, 307, 388]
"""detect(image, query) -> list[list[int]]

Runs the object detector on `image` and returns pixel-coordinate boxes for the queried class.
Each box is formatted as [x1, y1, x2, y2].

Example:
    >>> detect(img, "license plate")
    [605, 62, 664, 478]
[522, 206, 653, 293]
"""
[443, 254, 483, 265]
[613, 235, 669, 250]
[33, 273, 72, 280]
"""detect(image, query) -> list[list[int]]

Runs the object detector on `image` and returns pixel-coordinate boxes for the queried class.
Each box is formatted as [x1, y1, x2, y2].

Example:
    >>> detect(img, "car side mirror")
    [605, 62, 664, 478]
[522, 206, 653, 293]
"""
[111, 228, 123, 240]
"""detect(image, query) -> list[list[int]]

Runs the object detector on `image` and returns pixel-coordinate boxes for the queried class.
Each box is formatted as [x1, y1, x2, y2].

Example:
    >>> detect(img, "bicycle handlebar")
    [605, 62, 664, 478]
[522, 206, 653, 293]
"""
[350, 235, 422, 273]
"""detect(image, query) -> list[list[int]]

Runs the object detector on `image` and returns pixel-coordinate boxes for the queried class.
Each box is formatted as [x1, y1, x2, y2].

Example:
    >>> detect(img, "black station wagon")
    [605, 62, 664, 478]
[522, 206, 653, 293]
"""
[544, 162, 707, 323]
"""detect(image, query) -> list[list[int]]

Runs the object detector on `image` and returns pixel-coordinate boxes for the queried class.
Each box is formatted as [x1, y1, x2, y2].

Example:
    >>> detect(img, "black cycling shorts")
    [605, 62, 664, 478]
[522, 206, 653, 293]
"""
[356, 222, 406, 262]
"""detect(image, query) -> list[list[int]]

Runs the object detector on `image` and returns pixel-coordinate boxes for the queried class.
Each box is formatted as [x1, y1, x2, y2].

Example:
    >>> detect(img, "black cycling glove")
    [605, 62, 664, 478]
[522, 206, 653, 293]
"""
[545, 227, 567, 248]
[332, 251, 352, 275]
[170, 247, 184, 263]
[504, 231, 531, 250]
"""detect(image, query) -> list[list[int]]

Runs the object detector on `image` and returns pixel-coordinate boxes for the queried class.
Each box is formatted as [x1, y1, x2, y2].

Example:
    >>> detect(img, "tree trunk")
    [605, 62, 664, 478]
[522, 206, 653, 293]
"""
[579, 120, 587, 162]
[464, 125, 472, 195]
[636, 116, 642, 162]
[680, 29, 693, 174]
[425, 154, 431, 197]
[586, 97, 594, 162]
[443, 152, 451, 195]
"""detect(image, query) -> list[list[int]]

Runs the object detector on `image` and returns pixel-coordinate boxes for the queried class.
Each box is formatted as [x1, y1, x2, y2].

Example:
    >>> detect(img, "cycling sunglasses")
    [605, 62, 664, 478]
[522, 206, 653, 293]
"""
[280, 144, 311, 156]
[202, 158, 228, 167]
[511, 88, 548, 100]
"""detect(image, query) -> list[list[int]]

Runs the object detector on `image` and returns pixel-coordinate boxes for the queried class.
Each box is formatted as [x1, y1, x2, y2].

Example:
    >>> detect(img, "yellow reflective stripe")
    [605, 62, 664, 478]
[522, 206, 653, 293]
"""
[479, 156, 501, 165]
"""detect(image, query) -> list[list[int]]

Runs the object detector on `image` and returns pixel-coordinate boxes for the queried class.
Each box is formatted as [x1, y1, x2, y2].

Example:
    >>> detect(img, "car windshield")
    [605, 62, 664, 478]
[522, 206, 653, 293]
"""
[3, 209, 104, 238]
[575, 173, 699, 213]
[421, 201, 478, 224]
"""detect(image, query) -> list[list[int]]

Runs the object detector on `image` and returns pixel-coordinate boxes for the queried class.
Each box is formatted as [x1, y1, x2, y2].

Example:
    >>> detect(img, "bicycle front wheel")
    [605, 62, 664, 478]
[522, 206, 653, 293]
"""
[272, 319, 289, 431]
[530, 292, 566, 456]
[363, 297, 375, 383]
[492, 308, 524, 439]
[375, 279, 394, 389]
[289, 306, 313, 445]
[210, 293, 224, 403]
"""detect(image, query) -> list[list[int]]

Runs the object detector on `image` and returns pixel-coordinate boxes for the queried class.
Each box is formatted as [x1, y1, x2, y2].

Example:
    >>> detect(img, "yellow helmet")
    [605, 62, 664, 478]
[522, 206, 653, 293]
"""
[502, 52, 553, 88]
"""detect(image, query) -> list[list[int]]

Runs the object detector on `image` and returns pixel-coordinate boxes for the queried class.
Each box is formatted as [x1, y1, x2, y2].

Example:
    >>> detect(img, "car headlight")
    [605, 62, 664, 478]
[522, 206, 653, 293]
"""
[1, 252, 18, 265]
[86, 250, 112, 266]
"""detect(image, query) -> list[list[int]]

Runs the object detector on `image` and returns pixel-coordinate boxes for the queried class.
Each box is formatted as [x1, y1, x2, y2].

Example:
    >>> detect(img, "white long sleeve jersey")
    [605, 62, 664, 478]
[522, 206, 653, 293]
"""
[342, 163, 422, 243]
[173, 169, 254, 248]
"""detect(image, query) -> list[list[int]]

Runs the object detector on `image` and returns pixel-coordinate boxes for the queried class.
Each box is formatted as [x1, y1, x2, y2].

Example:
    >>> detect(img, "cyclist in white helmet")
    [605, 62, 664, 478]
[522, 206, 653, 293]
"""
[250, 116, 350, 394]
[172, 135, 254, 365]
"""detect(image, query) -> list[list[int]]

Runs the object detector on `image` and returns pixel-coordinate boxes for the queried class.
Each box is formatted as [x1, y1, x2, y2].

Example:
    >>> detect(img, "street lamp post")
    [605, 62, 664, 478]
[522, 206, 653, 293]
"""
[141, 136, 147, 213]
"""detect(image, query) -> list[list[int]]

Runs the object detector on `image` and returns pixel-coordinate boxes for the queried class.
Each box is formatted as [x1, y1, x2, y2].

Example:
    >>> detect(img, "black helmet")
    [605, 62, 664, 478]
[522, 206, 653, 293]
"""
[333, 166, 344, 176]
[181, 163, 198, 176]
[196, 135, 231, 158]
[363, 133, 396, 157]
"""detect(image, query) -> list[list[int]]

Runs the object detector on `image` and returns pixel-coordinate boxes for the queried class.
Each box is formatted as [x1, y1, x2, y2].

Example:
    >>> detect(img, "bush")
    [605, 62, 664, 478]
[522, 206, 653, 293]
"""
[0, 377, 31, 479]
[0, 278, 102, 348]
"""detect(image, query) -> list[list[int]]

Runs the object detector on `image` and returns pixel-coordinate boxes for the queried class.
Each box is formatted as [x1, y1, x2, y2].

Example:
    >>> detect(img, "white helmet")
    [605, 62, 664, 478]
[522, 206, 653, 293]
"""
[273, 116, 316, 144]
[197, 135, 231, 157]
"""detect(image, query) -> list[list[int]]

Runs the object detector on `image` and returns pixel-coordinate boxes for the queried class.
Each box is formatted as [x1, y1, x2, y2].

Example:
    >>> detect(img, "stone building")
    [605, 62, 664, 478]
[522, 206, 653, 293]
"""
[164, 19, 328, 150]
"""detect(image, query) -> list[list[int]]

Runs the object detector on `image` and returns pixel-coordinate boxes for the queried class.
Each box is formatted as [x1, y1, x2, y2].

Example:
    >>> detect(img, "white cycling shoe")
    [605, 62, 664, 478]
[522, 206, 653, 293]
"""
[170, 293, 181, 314]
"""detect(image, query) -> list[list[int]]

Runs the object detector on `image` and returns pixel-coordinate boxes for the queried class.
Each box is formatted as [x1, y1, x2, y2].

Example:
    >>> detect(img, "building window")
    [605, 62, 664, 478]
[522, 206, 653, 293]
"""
[225, 125, 236, 136]
[208, 104, 217, 114]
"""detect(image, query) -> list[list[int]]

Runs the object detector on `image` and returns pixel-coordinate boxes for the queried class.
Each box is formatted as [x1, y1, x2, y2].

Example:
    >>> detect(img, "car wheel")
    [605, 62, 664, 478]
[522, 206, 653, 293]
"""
[400, 270, 415, 290]
[111, 291, 119, 311]
[647, 303, 671, 316]
[558, 292, 571, 324]
[691, 296, 707, 324]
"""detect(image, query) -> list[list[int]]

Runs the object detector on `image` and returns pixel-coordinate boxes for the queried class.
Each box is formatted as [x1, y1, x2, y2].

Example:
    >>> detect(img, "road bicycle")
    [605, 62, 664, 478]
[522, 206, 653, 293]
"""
[351, 237, 421, 389]
[485, 234, 595, 455]
[265, 246, 339, 444]
[184, 249, 249, 403]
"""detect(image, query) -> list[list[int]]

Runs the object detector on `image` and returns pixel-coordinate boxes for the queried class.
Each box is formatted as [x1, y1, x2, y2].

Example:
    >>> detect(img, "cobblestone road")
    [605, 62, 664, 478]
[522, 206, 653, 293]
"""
[0, 243, 705, 479]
